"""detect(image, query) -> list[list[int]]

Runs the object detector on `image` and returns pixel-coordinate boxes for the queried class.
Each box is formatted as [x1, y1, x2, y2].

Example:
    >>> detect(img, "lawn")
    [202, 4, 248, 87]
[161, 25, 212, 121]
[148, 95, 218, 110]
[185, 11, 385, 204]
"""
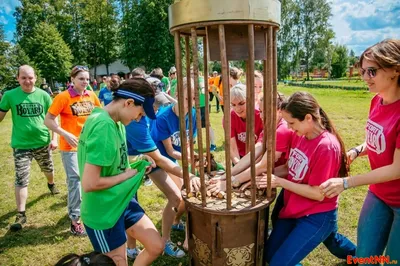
[0, 85, 373, 266]
[302, 79, 368, 88]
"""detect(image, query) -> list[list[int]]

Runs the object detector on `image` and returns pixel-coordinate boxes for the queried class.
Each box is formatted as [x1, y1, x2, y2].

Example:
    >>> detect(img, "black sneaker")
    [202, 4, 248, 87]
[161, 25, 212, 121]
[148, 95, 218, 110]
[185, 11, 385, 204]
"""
[48, 183, 60, 195]
[71, 222, 87, 236]
[10, 213, 26, 232]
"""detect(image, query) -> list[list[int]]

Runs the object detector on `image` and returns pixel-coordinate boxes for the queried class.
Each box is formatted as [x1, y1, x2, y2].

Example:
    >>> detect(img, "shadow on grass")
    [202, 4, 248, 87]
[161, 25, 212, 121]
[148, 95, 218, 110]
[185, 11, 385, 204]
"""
[0, 214, 74, 253]
[0, 193, 51, 228]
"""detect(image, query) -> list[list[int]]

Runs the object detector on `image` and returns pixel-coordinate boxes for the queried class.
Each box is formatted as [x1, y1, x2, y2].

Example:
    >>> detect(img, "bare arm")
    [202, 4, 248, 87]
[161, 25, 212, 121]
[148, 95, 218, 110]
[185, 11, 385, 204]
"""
[162, 138, 182, 161]
[44, 113, 78, 147]
[321, 148, 400, 198]
[145, 149, 183, 177]
[277, 177, 324, 201]
[0, 111, 6, 122]
[81, 163, 138, 192]
[234, 150, 283, 184]
[231, 142, 264, 176]
[347, 141, 368, 164]
[230, 137, 241, 165]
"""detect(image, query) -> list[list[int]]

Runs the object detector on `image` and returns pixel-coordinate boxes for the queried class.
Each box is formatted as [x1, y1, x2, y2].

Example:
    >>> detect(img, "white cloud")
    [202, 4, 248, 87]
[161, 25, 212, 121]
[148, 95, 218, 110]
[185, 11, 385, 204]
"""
[0, 15, 8, 25]
[0, 0, 20, 15]
[330, 0, 400, 55]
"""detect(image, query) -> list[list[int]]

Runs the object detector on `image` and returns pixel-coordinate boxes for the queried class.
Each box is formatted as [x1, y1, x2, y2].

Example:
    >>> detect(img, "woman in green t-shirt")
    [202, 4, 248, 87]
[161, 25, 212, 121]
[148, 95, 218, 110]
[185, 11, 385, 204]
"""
[77, 78, 163, 266]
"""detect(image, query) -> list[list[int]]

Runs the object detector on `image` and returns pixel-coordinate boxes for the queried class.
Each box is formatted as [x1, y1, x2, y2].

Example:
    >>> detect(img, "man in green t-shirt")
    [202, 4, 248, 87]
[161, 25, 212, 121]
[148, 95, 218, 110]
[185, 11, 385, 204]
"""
[168, 66, 177, 98]
[0, 65, 59, 232]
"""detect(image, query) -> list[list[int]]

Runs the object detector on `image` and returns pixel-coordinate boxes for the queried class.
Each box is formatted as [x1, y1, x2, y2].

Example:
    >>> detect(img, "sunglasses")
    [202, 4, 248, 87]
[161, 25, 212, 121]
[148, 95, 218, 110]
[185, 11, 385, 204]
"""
[74, 65, 89, 71]
[360, 67, 382, 78]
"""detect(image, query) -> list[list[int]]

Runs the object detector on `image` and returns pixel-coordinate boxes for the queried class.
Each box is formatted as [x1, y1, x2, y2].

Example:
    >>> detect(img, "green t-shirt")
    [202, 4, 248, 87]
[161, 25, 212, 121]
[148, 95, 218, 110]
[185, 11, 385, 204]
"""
[0, 86, 51, 149]
[170, 79, 177, 98]
[78, 107, 150, 230]
[199, 76, 206, 108]
[161, 76, 170, 92]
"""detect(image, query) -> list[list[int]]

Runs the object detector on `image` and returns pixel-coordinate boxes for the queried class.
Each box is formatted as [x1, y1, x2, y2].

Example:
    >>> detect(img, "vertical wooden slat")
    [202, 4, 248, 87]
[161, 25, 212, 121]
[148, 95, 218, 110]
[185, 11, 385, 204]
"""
[185, 36, 195, 174]
[266, 27, 274, 198]
[247, 24, 256, 206]
[191, 27, 206, 207]
[203, 35, 212, 175]
[272, 27, 278, 167]
[174, 31, 190, 193]
[218, 24, 231, 210]
[245, 61, 250, 155]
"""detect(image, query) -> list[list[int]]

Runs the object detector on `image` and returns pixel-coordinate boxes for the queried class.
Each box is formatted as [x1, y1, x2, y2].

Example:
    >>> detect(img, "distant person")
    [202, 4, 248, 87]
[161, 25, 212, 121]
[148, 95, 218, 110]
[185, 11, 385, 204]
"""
[150, 68, 170, 93]
[131, 67, 146, 79]
[99, 73, 119, 106]
[92, 79, 98, 91]
[99, 76, 108, 90]
[168, 66, 177, 98]
[208, 71, 218, 112]
[44, 65, 101, 236]
[0, 65, 59, 232]
[40, 82, 53, 96]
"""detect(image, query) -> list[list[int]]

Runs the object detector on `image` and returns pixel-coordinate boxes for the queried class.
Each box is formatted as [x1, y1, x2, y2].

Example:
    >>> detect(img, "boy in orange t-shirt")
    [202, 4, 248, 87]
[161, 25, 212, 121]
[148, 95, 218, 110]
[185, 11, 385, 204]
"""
[44, 66, 100, 236]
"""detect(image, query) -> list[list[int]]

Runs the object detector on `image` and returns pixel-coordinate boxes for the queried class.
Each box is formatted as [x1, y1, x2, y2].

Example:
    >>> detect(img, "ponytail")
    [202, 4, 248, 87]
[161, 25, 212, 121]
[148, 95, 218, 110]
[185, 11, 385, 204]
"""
[319, 108, 349, 177]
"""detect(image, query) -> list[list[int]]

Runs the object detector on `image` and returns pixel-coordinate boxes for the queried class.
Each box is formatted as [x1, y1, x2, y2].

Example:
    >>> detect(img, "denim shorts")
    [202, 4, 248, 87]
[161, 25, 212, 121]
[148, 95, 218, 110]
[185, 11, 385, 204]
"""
[84, 198, 145, 253]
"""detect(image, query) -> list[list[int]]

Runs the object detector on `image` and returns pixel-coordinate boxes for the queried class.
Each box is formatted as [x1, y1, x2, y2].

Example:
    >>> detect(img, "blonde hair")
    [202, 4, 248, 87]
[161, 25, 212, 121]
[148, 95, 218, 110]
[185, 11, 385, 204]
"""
[229, 67, 243, 80]
[230, 83, 246, 102]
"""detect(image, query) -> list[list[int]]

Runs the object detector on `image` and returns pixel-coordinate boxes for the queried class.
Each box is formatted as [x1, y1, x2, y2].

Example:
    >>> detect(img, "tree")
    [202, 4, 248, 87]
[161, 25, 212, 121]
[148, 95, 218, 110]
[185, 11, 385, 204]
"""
[0, 24, 11, 88]
[298, 0, 333, 80]
[348, 49, 357, 67]
[120, 0, 175, 72]
[331, 44, 348, 78]
[25, 22, 72, 85]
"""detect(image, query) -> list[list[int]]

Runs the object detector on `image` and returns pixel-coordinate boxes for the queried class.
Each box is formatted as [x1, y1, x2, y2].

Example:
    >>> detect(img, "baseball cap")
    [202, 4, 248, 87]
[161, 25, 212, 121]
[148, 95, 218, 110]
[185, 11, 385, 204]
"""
[169, 66, 177, 74]
[113, 89, 156, 119]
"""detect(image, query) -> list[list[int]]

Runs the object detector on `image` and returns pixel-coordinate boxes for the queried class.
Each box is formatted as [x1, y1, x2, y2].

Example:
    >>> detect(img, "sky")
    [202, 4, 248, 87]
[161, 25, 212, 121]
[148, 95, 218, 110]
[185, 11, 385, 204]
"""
[1, 0, 400, 56]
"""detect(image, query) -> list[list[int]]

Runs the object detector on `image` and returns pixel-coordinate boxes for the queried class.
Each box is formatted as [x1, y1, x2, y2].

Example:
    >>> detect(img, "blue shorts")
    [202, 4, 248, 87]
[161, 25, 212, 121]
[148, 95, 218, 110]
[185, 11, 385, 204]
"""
[84, 198, 145, 253]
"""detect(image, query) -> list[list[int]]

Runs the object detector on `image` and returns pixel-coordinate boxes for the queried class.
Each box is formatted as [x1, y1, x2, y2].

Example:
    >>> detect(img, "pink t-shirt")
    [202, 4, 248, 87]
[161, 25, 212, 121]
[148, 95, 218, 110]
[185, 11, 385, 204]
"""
[279, 131, 340, 219]
[367, 95, 400, 207]
[230, 109, 263, 157]
[259, 118, 293, 167]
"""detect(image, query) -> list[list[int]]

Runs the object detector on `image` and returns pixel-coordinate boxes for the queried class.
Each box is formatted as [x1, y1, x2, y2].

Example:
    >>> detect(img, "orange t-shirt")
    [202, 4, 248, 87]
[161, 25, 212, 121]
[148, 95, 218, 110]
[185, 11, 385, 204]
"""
[213, 75, 224, 105]
[48, 88, 101, 151]
[208, 77, 215, 92]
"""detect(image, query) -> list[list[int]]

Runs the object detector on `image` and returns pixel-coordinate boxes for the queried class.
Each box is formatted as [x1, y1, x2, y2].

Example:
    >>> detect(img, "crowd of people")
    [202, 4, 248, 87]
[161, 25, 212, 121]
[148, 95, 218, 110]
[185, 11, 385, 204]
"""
[0, 39, 399, 266]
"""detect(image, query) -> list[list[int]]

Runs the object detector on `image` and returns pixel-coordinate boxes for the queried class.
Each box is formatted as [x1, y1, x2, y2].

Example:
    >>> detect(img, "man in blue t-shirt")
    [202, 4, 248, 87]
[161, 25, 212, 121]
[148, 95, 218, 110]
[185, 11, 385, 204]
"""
[99, 74, 119, 106]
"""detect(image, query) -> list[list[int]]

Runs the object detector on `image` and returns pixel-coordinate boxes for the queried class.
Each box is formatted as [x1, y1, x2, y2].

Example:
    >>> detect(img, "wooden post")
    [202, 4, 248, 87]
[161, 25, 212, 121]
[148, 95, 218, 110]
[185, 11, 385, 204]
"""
[203, 36, 212, 175]
[174, 31, 190, 192]
[191, 27, 206, 207]
[266, 27, 274, 198]
[218, 24, 232, 210]
[272, 27, 278, 166]
[247, 24, 256, 206]
[185, 36, 195, 175]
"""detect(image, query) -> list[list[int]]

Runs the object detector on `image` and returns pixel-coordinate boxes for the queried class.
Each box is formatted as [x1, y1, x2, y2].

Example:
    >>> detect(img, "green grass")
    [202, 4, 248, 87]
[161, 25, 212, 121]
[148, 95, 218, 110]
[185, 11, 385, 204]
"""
[0, 85, 373, 266]
[303, 79, 368, 88]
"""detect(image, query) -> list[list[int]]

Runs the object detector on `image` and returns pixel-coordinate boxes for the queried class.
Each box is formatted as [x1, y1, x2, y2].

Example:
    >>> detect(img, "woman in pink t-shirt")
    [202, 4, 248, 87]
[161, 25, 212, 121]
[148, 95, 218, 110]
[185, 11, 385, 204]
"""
[320, 39, 400, 261]
[229, 84, 264, 165]
[258, 91, 355, 266]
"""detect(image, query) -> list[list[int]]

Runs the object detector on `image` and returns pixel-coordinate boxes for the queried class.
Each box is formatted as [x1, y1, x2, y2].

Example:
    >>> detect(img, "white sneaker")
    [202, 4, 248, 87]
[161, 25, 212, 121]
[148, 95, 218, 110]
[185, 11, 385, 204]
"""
[127, 247, 141, 259]
[143, 176, 153, 186]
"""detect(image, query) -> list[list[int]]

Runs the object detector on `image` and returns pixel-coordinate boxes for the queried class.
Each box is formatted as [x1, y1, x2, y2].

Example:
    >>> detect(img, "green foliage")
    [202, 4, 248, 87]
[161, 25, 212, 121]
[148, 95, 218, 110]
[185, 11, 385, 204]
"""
[331, 44, 349, 78]
[25, 22, 72, 83]
[120, 0, 175, 72]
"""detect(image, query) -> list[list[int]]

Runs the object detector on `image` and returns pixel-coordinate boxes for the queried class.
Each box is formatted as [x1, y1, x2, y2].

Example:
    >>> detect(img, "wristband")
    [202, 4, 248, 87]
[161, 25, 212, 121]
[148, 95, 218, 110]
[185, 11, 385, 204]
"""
[349, 147, 360, 157]
[343, 178, 349, 190]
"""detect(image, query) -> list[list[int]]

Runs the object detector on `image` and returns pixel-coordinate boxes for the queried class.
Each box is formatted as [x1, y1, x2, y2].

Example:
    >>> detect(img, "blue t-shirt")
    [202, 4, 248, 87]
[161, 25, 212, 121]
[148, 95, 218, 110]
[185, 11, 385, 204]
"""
[150, 105, 197, 162]
[126, 117, 158, 156]
[99, 87, 113, 106]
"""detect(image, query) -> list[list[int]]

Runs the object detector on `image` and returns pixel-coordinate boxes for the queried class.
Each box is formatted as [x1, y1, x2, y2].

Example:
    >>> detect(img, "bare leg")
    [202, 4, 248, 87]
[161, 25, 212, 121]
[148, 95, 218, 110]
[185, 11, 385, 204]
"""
[148, 169, 181, 241]
[15, 186, 28, 212]
[43, 171, 54, 184]
[168, 173, 185, 224]
[127, 235, 137, 249]
[126, 215, 164, 266]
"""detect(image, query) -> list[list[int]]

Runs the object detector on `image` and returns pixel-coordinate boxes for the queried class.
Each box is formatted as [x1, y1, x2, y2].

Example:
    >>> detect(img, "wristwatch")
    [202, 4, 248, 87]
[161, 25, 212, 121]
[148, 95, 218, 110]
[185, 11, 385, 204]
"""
[343, 178, 349, 190]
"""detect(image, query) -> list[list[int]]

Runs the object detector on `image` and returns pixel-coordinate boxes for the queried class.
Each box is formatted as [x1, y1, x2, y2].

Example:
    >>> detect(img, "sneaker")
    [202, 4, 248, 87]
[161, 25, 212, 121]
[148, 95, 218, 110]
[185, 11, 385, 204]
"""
[210, 144, 217, 152]
[10, 213, 26, 232]
[71, 222, 86, 236]
[164, 240, 185, 258]
[127, 247, 141, 259]
[48, 183, 60, 195]
[171, 221, 185, 231]
[143, 176, 153, 187]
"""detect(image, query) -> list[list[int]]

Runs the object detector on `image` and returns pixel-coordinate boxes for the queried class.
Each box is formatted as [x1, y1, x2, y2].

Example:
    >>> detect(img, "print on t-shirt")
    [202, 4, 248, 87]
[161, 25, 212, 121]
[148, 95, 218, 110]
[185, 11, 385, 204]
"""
[16, 103, 43, 117]
[366, 119, 386, 154]
[288, 148, 309, 181]
[171, 129, 190, 147]
[118, 142, 128, 172]
[70, 101, 96, 116]
[237, 132, 259, 143]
